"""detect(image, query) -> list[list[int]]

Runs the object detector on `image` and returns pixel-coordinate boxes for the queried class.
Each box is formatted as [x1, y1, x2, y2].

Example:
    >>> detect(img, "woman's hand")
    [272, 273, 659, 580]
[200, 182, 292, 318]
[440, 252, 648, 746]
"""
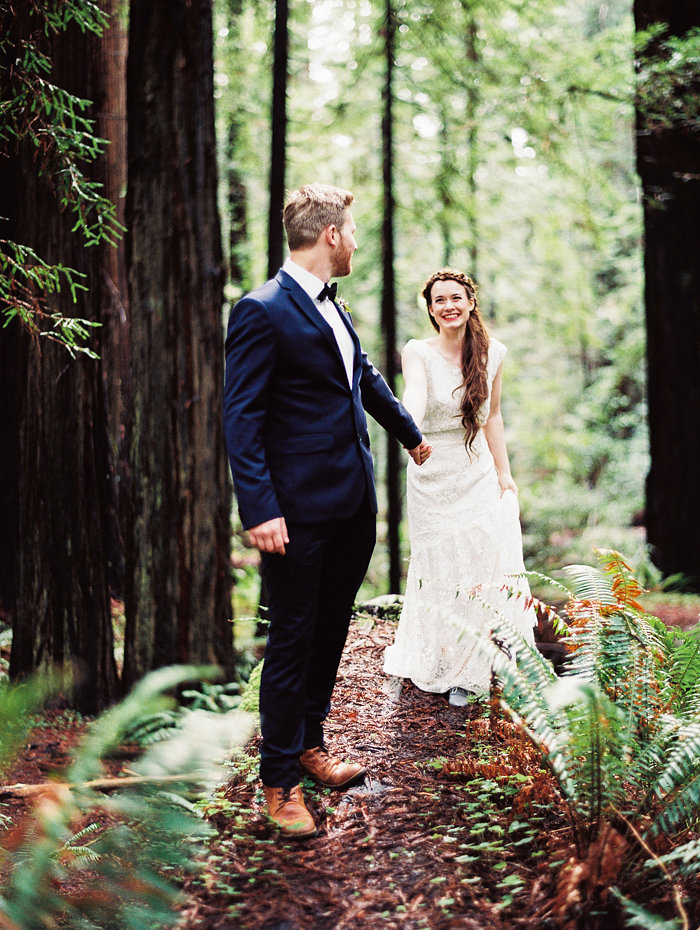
[407, 440, 433, 465]
[498, 473, 518, 497]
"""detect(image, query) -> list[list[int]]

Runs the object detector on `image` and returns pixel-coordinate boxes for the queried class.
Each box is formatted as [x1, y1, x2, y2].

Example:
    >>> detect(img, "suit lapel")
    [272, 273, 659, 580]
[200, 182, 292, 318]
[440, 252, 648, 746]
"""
[337, 304, 362, 386]
[276, 270, 359, 386]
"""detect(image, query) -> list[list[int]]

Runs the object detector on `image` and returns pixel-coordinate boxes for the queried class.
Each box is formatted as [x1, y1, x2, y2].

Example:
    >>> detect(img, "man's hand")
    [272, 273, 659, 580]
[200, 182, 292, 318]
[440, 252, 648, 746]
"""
[247, 517, 289, 555]
[407, 440, 432, 466]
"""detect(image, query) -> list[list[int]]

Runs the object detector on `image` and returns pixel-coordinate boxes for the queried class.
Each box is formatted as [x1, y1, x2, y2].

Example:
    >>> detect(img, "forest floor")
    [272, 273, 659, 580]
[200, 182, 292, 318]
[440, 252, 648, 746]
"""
[176, 598, 700, 930]
[1, 597, 699, 929]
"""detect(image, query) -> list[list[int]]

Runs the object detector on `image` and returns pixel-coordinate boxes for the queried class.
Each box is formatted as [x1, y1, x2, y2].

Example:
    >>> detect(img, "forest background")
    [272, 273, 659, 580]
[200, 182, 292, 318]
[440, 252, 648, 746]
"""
[0, 0, 698, 713]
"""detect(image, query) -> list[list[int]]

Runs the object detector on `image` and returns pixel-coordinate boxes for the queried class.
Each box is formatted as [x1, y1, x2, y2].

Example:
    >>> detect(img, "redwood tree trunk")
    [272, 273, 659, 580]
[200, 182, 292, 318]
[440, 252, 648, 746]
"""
[7, 14, 119, 712]
[267, 0, 288, 279]
[634, 0, 700, 588]
[96, 0, 129, 598]
[124, 0, 234, 686]
[381, 0, 402, 595]
[0, 157, 19, 615]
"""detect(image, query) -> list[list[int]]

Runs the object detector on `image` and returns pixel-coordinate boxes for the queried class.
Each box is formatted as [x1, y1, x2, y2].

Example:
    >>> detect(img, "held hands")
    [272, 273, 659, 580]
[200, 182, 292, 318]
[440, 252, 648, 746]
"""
[247, 516, 289, 555]
[407, 440, 432, 466]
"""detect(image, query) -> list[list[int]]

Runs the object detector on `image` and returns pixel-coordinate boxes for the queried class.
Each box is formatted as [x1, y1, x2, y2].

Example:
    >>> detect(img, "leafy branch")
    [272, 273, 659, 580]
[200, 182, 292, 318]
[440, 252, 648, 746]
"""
[0, 0, 124, 350]
[0, 240, 100, 357]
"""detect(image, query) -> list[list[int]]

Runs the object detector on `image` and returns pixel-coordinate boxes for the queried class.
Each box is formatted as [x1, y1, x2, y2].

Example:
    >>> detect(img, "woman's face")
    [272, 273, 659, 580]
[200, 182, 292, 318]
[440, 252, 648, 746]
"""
[428, 279, 474, 332]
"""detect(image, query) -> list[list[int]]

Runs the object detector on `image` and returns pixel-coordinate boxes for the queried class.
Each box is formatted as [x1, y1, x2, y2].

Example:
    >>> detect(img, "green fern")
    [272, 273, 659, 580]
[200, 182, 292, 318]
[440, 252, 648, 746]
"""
[61, 822, 102, 863]
[656, 837, 700, 877]
[610, 889, 683, 929]
[0, 666, 256, 929]
[478, 551, 700, 925]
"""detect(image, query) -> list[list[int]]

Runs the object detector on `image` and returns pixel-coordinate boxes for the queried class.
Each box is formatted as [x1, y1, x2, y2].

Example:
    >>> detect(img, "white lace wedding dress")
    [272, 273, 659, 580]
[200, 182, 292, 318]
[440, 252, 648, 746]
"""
[383, 337, 536, 696]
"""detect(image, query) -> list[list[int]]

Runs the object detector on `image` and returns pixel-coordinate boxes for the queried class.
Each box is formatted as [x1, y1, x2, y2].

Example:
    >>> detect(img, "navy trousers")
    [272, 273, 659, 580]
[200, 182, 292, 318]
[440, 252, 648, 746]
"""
[258, 496, 376, 788]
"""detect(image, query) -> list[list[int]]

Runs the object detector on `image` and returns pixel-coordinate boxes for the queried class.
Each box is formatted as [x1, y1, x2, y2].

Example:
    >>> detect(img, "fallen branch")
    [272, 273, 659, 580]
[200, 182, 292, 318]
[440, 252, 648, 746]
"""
[0, 772, 205, 800]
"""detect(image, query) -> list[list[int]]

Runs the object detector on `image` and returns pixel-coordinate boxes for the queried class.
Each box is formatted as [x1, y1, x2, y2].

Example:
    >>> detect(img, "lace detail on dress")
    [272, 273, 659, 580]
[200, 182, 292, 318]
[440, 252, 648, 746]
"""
[383, 336, 534, 696]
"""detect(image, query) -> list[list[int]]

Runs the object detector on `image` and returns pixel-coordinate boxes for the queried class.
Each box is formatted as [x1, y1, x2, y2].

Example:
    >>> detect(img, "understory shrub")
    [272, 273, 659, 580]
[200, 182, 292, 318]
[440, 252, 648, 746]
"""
[478, 551, 700, 927]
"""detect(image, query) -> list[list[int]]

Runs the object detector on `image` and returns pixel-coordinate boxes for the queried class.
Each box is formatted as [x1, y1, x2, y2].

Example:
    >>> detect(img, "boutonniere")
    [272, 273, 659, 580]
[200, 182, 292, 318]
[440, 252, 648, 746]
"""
[336, 296, 352, 314]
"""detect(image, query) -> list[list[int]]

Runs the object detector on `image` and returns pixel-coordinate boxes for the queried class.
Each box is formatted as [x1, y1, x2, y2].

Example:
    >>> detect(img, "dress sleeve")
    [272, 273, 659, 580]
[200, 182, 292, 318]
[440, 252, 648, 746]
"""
[488, 337, 507, 383]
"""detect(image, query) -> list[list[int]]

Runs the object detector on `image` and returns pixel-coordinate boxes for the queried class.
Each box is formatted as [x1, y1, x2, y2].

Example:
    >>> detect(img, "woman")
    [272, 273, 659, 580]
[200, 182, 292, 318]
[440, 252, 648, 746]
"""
[383, 269, 535, 705]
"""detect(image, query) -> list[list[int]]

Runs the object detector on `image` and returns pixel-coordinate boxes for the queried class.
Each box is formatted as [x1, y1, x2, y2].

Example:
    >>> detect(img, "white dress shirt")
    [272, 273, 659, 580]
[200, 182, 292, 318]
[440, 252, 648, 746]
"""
[283, 258, 355, 387]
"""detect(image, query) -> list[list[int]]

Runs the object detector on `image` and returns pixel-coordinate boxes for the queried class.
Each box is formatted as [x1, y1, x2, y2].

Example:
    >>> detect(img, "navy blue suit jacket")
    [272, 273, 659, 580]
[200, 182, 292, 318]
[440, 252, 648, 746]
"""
[223, 269, 422, 529]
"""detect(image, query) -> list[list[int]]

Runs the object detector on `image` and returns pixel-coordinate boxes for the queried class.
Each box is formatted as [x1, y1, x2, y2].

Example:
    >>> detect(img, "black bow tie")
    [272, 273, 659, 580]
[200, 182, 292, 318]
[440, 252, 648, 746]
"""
[317, 282, 337, 302]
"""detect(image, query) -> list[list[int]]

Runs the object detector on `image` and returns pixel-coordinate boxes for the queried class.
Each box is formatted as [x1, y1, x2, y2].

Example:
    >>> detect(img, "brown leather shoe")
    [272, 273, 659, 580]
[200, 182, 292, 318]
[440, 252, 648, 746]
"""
[299, 746, 366, 789]
[263, 784, 316, 838]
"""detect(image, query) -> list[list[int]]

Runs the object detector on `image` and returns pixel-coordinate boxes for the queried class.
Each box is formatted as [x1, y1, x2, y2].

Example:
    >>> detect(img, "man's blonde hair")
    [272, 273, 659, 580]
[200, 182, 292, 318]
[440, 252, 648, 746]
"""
[283, 183, 354, 251]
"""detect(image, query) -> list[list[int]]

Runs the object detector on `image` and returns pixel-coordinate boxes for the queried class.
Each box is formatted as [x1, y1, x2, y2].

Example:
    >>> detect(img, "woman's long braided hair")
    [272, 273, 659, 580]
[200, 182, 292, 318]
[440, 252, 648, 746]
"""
[422, 269, 490, 454]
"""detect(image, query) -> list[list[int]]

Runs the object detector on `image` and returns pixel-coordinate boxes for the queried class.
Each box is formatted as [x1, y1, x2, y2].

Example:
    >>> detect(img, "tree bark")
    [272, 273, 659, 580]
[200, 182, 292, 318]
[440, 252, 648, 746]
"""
[0, 158, 19, 615]
[267, 0, 288, 280]
[381, 0, 402, 595]
[634, 0, 700, 588]
[96, 0, 130, 598]
[464, 10, 479, 278]
[227, 121, 249, 292]
[124, 0, 234, 686]
[7, 13, 119, 712]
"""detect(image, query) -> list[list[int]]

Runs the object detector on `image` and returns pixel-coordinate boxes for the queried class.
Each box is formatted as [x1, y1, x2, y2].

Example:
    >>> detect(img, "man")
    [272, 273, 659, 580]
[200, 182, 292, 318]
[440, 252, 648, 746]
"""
[224, 183, 431, 838]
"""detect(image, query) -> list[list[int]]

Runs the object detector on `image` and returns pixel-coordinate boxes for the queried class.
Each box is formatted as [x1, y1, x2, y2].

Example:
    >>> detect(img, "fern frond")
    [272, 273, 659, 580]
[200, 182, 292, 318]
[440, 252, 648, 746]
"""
[63, 822, 101, 846]
[61, 822, 102, 863]
[545, 677, 629, 821]
[496, 577, 569, 637]
[154, 791, 202, 815]
[651, 721, 700, 834]
[563, 564, 616, 605]
[121, 710, 181, 747]
[595, 549, 646, 611]
[475, 619, 583, 811]
[610, 888, 683, 929]
[523, 569, 572, 598]
[69, 665, 220, 784]
[656, 837, 700, 877]
[660, 626, 700, 714]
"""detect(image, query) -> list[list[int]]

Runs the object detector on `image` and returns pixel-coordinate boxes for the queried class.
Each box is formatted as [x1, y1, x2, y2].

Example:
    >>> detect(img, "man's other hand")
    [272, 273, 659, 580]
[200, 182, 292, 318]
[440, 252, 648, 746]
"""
[247, 517, 289, 554]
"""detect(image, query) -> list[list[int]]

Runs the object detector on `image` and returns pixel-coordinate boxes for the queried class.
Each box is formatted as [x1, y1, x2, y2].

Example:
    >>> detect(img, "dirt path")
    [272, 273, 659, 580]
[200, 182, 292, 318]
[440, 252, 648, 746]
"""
[178, 613, 561, 930]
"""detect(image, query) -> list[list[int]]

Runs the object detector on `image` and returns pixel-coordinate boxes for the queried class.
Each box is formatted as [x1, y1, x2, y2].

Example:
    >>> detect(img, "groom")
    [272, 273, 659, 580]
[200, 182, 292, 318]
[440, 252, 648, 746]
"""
[224, 183, 430, 838]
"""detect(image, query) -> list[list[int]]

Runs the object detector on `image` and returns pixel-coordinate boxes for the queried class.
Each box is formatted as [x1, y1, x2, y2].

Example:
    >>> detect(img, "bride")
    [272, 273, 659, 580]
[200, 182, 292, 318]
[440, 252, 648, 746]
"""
[383, 268, 535, 705]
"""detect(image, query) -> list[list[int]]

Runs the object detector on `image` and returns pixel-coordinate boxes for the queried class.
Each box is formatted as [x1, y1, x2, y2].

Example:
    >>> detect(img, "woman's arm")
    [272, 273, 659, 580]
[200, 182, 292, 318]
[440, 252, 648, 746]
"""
[483, 364, 518, 495]
[400, 342, 429, 428]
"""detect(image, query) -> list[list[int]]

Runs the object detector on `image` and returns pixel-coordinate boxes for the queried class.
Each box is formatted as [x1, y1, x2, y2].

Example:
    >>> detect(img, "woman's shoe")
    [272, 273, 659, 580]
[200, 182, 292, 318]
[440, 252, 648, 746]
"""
[448, 687, 471, 707]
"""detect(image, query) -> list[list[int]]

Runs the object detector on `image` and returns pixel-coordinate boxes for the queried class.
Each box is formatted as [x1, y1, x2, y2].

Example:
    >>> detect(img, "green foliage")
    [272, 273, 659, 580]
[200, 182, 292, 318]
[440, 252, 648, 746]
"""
[239, 658, 263, 715]
[635, 25, 700, 131]
[217, 0, 647, 583]
[0, 672, 61, 778]
[479, 551, 700, 924]
[611, 890, 683, 930]
[0, 0, 123, 349]
[121, 679, 244, 748]
[0, 239, 101, 356]
[0, 666, 256, 929]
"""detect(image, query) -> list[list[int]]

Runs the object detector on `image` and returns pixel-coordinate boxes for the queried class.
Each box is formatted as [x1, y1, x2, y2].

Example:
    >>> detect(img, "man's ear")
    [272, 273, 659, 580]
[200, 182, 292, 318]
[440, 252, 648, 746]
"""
[323, 224, 338, 247]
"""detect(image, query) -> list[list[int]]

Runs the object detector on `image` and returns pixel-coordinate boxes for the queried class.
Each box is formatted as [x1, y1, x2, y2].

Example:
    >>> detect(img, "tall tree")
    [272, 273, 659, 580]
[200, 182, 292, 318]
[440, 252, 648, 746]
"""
[4, 4, 120, 712]
[633, 1, 700, 588]
[267, 0, 288, 279]
[96, 0, 129, 596]
[0, 160, 18, 615]
[124, 0, 234, 686]
[380, 0, 402, 594]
